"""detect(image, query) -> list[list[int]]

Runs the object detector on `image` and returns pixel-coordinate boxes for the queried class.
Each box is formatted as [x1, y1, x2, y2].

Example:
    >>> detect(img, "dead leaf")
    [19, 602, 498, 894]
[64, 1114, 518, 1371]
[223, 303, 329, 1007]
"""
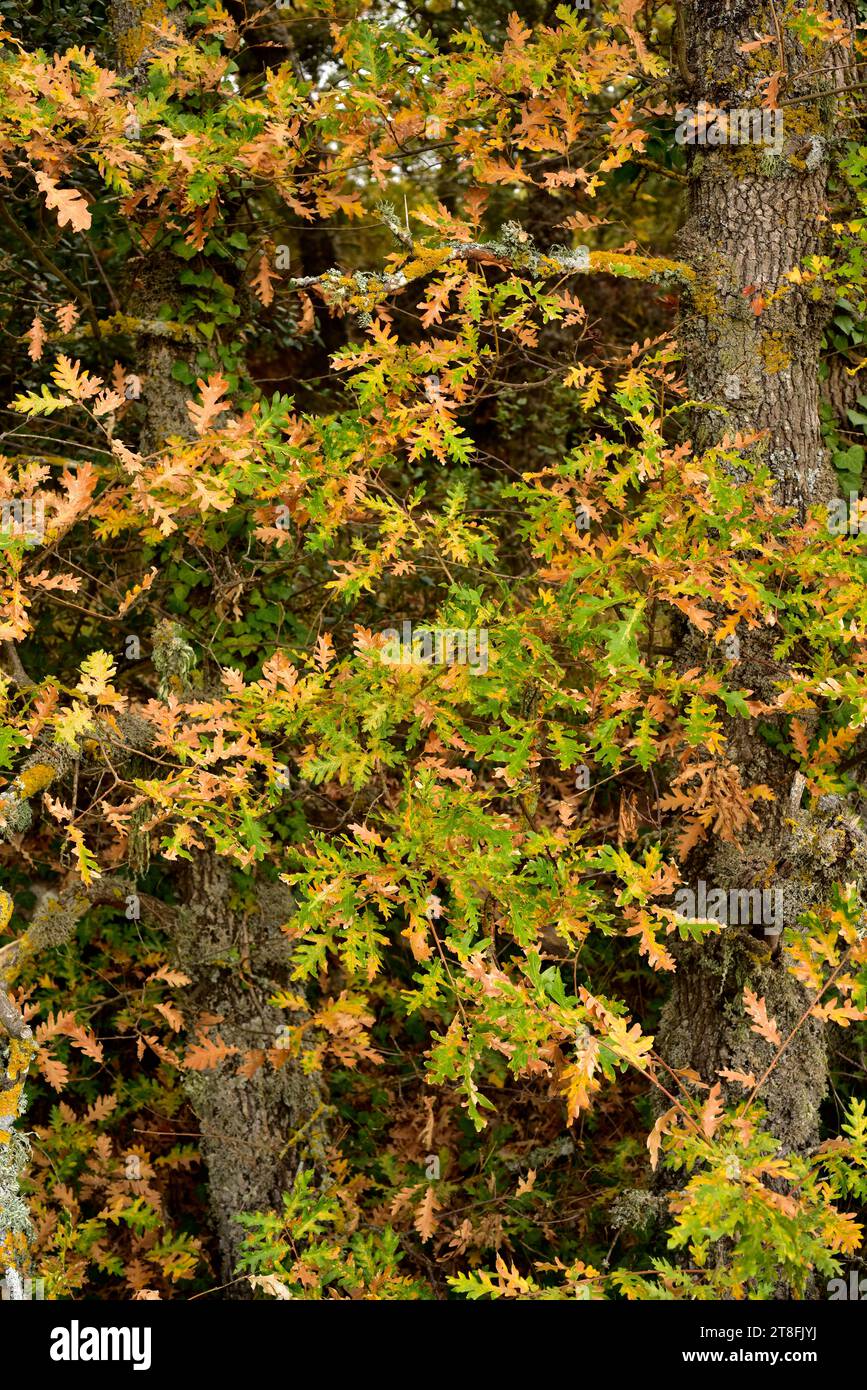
[26, 315, 46, 362]
[413, 1184, 441, 1242]
[35, 172, 92, 232]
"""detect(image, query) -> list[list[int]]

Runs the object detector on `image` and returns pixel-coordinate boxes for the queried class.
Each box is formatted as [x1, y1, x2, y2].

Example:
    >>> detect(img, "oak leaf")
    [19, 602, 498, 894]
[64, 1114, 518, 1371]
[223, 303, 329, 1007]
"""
[35, 172, 92, 232]
[26, 315, 46, 361]
[187, 373, 231, 434]
[413, 1184, 441, 1242]
[701, 1082, 724, 1139]
[743, 987, 782, 1047]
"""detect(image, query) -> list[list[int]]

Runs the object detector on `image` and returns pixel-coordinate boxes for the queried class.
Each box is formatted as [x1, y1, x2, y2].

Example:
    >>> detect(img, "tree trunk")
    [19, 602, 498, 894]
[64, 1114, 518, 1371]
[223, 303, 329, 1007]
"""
[173, 856, 328, 1283]
[658, 1, 858, 1155]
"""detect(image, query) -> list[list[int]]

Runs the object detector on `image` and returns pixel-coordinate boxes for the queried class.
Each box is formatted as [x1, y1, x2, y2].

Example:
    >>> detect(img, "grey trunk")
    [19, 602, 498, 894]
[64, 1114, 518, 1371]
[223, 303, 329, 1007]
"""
[658, 2, 859, 1155]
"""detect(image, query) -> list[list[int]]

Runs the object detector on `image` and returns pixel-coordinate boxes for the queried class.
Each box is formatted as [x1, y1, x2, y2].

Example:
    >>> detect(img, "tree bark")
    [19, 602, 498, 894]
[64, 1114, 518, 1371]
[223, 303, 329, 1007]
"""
[173, 857, 328, 1283]
[658, 1, 858, 1157]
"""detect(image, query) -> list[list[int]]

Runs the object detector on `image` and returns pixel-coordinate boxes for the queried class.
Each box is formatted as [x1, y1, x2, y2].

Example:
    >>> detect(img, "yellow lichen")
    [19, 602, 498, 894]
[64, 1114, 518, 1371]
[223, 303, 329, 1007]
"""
[16, 763, 55, 798]
[0, 1229, 28, 1263]
[692, 282, 721, 319]
[0, 1037, 34, 1142]
[759, 333, 792, 374]
[588, 251, 693, 282]
[113, 0, 168, 70]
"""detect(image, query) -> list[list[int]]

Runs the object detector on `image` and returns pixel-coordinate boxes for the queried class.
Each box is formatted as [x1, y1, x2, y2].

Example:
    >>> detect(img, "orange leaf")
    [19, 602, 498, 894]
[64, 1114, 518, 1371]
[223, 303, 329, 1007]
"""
[701, 1081, 724, 1138]
[149, 965, 192, 988]
[39, 1050, 69, 1091]
[183, 1034, 239, 1070]
[297, 290, 315, 334]
[251, 251, 279, 307]
[647, 1105, 678, 1171]
[56, 302, 80, 334]
[26, 314, 46, 362]
[35, 172, 92, 232]
[314, 632, 335, 671]
[154, 1000, 185, 1032]
[187, 373, 230, 434]
[761, 71, 783, 108]
[790, 718, 810, 761]
[744, 986, 782, 1047]
[717, 1066, 757, 1089]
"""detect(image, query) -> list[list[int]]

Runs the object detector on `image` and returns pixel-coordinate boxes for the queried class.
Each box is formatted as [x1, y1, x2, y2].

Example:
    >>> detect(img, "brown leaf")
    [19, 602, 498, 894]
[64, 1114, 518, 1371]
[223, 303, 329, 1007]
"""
[515, 1168, 536, 1196]
[297, 289, 315, 334]
[413, 1184, 441, 1242]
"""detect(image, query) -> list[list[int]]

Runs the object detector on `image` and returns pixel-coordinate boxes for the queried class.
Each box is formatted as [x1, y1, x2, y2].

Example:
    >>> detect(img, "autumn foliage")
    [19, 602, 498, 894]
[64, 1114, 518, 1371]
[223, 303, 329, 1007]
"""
[0, 0, 865, 1304]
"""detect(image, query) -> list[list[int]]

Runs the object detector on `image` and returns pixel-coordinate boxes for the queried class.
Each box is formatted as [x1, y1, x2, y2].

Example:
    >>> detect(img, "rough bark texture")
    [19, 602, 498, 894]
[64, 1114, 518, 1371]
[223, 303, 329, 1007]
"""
[658, 1, 857, 1157]
[124, 257, 200, 456]
[682, 166, 834, 511]
[174, 857, 328, 1282]
[677, 1, 839, 512]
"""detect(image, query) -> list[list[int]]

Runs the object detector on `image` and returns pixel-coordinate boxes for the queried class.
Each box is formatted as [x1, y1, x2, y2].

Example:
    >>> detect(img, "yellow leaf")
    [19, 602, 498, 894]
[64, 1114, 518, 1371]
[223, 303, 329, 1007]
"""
[67, 826, 101, 887]
[54, 701, 94, 748]
[77, 650, 117, 700]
